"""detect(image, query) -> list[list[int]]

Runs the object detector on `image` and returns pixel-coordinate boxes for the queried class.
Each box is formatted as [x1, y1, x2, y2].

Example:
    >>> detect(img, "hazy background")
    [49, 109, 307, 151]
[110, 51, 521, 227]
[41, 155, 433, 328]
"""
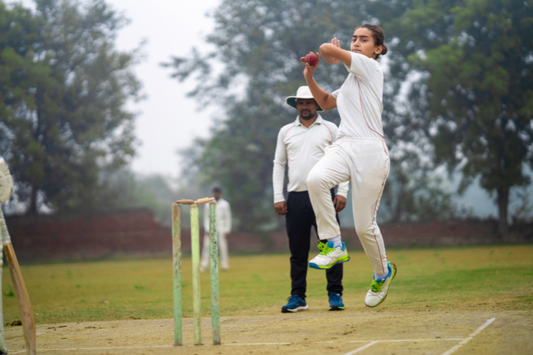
[14, 0, 221, 175]
[10, 0, 501, 217]
[4, 0, 532, 233]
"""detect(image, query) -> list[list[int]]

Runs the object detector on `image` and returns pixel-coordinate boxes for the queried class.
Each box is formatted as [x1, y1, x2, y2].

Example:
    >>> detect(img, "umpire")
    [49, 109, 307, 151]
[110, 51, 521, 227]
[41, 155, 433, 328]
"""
[273, 86, 349, 313]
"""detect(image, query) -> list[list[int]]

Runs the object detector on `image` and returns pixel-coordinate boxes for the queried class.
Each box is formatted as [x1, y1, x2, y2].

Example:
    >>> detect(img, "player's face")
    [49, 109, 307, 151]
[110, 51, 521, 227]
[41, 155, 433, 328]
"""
[213, 191, 221, 201]
[296, 99, 319, 121]
[350, 27, 382, 59]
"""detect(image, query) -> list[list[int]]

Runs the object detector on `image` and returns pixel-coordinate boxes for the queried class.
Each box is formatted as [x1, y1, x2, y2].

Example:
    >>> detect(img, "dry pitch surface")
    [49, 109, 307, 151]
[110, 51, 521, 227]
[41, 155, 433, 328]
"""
[3, 245, 533, 354]
[5, 310, 532, 354]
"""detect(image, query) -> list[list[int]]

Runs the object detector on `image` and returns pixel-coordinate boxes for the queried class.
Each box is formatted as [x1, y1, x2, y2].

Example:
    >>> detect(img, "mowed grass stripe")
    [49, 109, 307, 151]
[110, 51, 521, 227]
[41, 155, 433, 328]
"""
[2, 245, 532, 325]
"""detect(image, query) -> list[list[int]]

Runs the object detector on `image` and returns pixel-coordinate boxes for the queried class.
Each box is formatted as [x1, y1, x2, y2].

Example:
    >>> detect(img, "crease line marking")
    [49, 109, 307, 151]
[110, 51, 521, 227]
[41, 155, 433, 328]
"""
[344, 341, 378, 355]
[441, 318, 496, 355]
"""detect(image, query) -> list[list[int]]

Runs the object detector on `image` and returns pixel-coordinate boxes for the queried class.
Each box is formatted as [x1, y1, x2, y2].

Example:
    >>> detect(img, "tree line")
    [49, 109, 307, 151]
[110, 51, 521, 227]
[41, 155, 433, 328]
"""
[1, 0, 531, 240]
[0, 0, 141, 214]
[167, 0, 533, 238]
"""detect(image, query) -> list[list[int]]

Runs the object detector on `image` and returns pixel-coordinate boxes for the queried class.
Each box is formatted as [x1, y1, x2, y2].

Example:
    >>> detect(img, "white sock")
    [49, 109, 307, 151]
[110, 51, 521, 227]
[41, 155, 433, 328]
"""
[329, 236, 342, 248]
[375, 272, 388, 281]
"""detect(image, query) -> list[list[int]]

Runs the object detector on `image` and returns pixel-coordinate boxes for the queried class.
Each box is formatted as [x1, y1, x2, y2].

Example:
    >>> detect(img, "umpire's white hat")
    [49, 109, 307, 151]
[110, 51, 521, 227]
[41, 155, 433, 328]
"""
[285, 86, 323, 112]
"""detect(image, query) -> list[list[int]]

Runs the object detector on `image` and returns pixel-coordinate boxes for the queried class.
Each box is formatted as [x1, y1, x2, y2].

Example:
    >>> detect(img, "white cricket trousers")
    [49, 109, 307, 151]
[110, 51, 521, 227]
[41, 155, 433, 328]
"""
[307, 137, 390, 275]
[201, 231, 229, 270]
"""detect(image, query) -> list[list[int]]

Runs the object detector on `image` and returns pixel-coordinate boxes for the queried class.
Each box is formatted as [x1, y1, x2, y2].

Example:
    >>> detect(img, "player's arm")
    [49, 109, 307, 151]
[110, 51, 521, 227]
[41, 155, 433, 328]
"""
[320, 37, 346, 65]
[273, 130, 288, 215]
[303, 56, 337, 111]
[319, 42, 352, 67]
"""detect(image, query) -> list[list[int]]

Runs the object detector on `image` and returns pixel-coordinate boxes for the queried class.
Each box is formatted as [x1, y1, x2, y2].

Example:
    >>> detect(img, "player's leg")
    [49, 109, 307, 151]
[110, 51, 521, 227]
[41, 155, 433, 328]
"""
[200, 232, 210, 272]
[326, 263, 344, 310]
[348, 139, 396, 307]
[313, 188, 344, 310]
[307, 145, 351, 269]
[282, 192, 313, 313]
[218, 230, 229, 271]
[325, 189, 344, 310]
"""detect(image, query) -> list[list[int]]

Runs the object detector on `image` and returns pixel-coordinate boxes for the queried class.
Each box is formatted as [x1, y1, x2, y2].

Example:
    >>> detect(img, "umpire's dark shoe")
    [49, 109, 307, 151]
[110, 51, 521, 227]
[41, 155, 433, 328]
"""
[329, 292, 345, 311]
[281, 295, 309, 313]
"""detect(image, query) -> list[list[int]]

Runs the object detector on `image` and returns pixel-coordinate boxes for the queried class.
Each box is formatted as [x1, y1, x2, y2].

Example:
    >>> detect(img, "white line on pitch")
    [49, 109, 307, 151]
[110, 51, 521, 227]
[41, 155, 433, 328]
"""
[352, 338, 463, 343]
[6, 332, 46, 342]
[8, 342, 291, 353]
[5, 328, 494, 355]
[226, 342, 292, 345]
[344, 341, 378, 355]
[319, 338, 462, 344]
[10, 345, 173, 353]
[441, 318, 496, 355]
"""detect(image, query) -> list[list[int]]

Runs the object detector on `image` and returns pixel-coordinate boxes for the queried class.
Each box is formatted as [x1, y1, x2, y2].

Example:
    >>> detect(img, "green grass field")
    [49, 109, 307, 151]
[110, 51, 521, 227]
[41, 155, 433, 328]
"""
[3, 245, 533, 325]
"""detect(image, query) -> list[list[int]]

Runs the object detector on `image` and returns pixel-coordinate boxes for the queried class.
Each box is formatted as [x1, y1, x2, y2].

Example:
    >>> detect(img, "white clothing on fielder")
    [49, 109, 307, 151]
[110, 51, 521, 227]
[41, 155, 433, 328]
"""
[203, 198, 232, 234]
[201, 231, 229, 270]
[201, 198, 232, 269]
[307, 51, 389, 275]
[272, 115, 349, 203]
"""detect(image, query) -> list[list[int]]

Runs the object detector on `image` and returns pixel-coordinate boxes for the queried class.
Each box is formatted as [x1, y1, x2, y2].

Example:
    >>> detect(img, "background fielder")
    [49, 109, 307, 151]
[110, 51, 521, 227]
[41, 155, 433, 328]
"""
[201, 187, 232, 271]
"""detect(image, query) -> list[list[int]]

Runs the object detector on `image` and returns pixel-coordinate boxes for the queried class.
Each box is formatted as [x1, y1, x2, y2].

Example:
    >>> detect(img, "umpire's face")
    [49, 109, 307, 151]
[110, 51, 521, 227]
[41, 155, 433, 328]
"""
[296, 99, 319, 121]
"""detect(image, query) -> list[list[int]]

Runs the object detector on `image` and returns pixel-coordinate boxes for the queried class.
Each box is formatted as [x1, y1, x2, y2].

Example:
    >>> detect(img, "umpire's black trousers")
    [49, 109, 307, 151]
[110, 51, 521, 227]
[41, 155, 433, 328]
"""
[285, 189, 343, 299]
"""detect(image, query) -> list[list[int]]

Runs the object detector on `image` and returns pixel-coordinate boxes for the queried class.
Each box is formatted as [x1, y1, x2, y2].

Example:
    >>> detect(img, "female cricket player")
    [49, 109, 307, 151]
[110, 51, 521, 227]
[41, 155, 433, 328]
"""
[303, 24, 397, 307]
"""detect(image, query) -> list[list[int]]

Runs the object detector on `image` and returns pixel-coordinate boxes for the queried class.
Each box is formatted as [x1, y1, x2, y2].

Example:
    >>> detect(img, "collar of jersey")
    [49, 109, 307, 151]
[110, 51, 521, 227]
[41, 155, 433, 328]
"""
[295, 115, 323, 127]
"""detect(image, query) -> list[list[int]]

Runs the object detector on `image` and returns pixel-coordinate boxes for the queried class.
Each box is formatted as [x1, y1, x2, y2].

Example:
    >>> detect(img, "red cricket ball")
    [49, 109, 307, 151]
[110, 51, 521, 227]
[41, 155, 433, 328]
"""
[303, 53, 318, 66]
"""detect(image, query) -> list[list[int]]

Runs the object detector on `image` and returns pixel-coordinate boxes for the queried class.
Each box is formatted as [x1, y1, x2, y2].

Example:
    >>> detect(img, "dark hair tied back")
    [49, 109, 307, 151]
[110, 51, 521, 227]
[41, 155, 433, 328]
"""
[355, 24, 388, 61]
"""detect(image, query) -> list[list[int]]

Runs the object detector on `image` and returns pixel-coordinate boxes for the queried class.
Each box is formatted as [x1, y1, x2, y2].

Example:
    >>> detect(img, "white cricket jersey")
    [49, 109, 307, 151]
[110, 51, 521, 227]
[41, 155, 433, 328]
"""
[203, 198, 232, 234]
[332, 52, 384, 139]
[272, 115, 349, 203]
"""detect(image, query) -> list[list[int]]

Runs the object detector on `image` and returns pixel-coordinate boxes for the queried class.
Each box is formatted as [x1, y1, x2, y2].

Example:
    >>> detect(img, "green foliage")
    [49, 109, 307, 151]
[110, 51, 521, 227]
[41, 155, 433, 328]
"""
[169, 0, 533, 233]
[510, 186, 533, 223]
[0, 0, 142, 214]
[167, 0, 435, 231]
[386, 0, 533, 235]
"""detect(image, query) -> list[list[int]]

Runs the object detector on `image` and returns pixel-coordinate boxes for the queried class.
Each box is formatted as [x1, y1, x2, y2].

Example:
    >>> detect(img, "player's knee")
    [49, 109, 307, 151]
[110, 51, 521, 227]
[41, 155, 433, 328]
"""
[354, 222, 375, 239]
[306, 169, 325, 191]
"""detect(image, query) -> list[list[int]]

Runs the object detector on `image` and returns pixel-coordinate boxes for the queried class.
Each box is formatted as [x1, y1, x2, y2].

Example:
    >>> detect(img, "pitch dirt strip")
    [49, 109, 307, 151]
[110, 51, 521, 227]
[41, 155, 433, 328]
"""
[3, 339, 469, 355]
[2, 311, 531, 354]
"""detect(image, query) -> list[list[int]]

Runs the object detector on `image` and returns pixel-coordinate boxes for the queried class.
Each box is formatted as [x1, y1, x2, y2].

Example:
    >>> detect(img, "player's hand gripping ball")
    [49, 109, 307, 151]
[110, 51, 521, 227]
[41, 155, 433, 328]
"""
[301, 52, 318, 66]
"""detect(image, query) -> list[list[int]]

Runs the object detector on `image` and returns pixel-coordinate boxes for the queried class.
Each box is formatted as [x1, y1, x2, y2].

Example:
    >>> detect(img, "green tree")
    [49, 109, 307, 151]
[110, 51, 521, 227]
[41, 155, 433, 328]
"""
[167, 0, 374, 232]
[0, 0, 142, 214]
[168, 0, 471, 232]
[387, 0, 533, 237]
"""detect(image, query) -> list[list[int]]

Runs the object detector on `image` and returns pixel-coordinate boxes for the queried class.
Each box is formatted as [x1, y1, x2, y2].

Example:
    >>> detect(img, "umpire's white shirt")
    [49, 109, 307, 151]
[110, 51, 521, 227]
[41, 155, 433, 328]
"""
[273, 115, 349, 203]
[203, 198, 232, 234]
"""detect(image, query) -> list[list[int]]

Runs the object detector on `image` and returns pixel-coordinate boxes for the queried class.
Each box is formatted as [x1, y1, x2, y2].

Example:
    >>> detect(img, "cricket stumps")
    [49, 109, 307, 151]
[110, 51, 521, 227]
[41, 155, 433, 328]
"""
[172, 198, 220, 346]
